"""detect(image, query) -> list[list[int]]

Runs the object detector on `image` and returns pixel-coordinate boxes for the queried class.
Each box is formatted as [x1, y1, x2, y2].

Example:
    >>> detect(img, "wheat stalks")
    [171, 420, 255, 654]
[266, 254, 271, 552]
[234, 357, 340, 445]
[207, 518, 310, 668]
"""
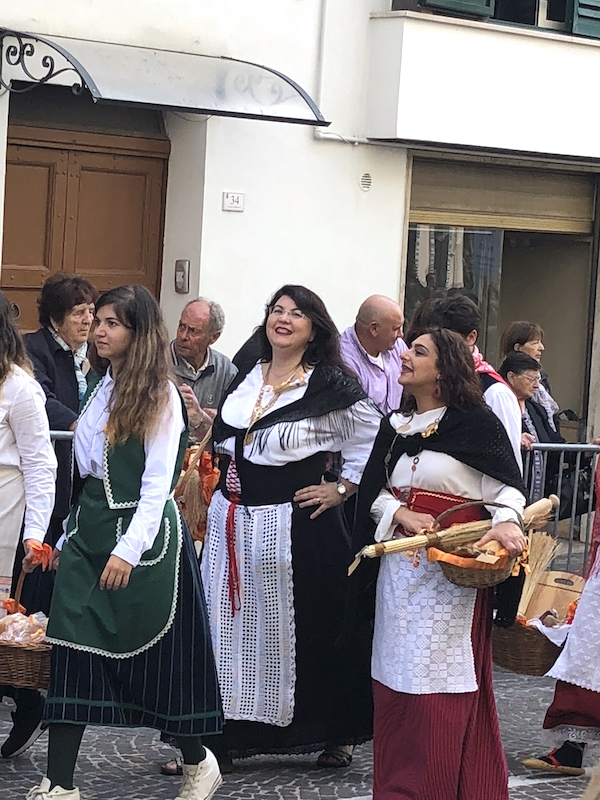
[517, 531, 558, 617]
[351, 495, 559, 571]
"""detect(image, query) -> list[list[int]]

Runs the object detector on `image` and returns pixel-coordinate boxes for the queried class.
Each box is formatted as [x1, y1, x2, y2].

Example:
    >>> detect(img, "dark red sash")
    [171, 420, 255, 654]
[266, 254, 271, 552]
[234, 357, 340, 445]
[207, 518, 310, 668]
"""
[392, 487, 490, 536]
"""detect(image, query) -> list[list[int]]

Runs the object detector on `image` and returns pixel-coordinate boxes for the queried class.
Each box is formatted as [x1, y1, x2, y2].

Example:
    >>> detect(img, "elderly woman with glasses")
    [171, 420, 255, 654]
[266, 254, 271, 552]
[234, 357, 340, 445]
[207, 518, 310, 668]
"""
[202, 284, 381, 768]
[500, 321, 560, 432]
[498, 351, 564, 502]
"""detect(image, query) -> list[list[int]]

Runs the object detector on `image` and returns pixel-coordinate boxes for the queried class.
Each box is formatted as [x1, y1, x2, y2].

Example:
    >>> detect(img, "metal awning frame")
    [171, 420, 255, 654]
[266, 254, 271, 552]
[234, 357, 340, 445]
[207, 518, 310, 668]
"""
[0, 28, 329, 127]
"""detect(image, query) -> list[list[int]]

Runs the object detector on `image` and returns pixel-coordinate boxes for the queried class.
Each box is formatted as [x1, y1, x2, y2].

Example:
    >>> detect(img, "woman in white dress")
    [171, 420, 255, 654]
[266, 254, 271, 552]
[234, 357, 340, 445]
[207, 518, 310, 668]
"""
[0, 290, 57, 757]
[203, 284, 381, 767]
[353, 327, 527, 800]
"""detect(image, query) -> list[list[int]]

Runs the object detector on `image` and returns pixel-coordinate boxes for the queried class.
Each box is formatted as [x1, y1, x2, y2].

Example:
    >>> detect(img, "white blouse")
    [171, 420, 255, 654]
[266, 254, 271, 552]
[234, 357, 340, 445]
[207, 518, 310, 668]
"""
[0, 365, 57, 542]
[63, 372, 185, 567]
[371, 407, 526, 695]
[217, 363, 381, 485]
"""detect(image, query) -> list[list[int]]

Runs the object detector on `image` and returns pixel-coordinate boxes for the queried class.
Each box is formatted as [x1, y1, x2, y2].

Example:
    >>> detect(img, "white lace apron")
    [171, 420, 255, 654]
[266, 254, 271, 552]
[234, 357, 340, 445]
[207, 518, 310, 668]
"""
[373, 552, 478, 694]
[202, 489, 296, 726]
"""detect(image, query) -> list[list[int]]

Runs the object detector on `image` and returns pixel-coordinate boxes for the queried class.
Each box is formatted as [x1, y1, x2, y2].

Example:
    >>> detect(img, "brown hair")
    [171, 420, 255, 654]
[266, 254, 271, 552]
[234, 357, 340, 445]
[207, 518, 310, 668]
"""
[400, 327, 484, 413]
[38, 272, 98, 327]
[499, 321, 544, 359]
[89, 285, 172, 446]
[258, 284, 353, 376]
[0, 291, 33, 385]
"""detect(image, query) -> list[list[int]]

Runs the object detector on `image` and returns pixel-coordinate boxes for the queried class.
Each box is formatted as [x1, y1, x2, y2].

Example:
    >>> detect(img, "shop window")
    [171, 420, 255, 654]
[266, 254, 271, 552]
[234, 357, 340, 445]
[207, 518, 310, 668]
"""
[404, 225, 503, 357]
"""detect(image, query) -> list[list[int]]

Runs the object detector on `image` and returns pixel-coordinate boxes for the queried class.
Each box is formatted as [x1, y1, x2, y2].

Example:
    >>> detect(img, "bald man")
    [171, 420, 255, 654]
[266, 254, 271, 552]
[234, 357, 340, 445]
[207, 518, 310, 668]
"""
[339, 295, 407, 415]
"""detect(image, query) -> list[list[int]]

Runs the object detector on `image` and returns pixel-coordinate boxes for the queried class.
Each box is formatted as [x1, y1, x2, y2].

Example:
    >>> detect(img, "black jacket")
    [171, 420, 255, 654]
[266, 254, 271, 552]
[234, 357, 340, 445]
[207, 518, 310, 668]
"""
[25, 328, 80, 521]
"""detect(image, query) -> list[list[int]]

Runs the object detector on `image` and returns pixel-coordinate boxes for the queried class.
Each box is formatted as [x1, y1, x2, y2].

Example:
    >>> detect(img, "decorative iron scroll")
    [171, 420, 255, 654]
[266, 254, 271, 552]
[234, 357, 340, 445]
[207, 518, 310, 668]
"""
[0, 29, 86, 93]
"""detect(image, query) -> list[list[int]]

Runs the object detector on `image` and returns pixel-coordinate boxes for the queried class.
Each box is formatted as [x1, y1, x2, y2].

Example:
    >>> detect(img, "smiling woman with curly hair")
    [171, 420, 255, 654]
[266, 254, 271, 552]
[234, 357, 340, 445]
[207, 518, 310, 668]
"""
[353, 327, 528, 800]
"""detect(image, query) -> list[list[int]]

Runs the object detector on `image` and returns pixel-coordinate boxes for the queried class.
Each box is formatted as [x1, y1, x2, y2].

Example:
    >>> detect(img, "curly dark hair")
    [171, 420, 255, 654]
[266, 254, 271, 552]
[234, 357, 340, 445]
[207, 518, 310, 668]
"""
[499, 321, 544, 359]
[400, 327, 484, 413]
[257, 284, 352, 375]
[38, 272, 98, 327]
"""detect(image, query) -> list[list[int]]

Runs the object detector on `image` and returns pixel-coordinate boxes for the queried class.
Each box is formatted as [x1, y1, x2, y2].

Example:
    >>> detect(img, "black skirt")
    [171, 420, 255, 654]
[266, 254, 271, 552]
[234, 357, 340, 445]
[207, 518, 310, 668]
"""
[43, 524, 223, 737]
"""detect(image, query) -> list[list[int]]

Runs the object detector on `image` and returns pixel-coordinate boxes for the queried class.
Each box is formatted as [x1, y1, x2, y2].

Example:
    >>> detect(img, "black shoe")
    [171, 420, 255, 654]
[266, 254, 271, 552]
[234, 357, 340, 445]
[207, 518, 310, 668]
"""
[1, 692, 46, 758]
[522, 741, 586, 777]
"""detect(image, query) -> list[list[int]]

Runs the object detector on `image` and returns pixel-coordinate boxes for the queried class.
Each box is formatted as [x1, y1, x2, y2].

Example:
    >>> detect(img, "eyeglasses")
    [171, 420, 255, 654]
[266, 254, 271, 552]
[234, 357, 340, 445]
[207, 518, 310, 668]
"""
[519, 373, 541, 385]
[269, 305, 306, 321]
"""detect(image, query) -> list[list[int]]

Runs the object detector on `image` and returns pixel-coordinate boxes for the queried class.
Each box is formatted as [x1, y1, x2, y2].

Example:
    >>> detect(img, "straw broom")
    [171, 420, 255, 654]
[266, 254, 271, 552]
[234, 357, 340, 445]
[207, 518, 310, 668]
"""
[174, 431, 212, 542]
[349, 495, 559, 575]
[517, 531, 558, 617]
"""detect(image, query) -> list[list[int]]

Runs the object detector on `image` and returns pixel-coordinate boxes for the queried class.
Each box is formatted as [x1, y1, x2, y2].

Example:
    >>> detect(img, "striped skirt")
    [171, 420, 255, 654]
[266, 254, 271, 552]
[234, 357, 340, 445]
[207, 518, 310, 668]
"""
[372, 589, 508, 800]
[43, 524, 223, 737]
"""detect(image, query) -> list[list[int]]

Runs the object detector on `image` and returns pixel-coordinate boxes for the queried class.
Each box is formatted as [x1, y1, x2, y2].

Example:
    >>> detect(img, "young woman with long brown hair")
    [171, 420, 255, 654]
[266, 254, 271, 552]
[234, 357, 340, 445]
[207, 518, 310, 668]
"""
[27, 286, 222, 800]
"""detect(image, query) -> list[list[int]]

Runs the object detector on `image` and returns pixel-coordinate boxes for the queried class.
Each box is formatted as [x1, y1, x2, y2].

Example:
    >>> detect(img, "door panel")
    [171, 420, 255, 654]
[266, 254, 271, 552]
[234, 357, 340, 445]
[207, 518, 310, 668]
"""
[2, 130, 167, 329]
[1, 146, 68, 328]
[63, 151, 166, 293]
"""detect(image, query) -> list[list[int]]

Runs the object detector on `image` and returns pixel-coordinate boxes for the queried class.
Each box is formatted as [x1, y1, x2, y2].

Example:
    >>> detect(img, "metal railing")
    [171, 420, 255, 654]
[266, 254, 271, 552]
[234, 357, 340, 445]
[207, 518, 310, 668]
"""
[50, 431, 74, 442]
[523, 443, 600, 573]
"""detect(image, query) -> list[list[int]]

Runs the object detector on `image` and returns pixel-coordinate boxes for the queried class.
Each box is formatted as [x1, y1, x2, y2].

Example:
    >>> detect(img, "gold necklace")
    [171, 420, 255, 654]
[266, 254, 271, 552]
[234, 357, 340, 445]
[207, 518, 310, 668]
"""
[244, 363, 305, 445]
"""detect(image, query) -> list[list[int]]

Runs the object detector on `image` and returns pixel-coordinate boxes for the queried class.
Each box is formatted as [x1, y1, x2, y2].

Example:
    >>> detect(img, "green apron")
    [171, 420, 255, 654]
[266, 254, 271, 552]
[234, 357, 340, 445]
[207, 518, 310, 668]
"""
[46, 376, 188, 658]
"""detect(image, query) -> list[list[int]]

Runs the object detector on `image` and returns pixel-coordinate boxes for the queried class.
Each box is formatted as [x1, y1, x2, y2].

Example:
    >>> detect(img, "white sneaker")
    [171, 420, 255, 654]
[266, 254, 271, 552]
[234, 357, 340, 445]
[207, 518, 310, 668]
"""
[25, 778, 80, 799]
[175, 748, 222, 800]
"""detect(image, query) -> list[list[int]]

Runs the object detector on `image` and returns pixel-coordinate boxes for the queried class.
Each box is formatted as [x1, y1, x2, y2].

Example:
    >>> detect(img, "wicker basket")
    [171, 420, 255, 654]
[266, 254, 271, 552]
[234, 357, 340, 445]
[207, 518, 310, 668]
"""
[492, 623, 562, 676]
[0, 571, 51, 690]
[427, 546, 516, 589]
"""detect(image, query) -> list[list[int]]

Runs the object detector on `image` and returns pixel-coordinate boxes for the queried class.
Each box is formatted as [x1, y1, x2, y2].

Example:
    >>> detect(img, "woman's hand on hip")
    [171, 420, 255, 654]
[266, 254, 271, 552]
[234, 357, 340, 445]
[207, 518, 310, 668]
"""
[476, 521, 526, 558]
[294, 480, 346, 520]
[100, 555, 133, 590]
[392, 507, 435, 535]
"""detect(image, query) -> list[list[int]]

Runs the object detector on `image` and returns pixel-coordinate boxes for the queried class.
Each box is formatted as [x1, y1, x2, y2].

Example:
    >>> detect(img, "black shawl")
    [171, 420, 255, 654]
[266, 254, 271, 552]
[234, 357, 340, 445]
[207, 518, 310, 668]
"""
[352, 405, 527, 553]
[212, 362, 371, 452]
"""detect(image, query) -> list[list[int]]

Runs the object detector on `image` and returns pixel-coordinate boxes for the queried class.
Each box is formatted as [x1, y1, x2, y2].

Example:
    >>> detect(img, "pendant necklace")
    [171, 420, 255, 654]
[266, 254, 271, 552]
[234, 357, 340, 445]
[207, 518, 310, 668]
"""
[244, 363, 305, 445]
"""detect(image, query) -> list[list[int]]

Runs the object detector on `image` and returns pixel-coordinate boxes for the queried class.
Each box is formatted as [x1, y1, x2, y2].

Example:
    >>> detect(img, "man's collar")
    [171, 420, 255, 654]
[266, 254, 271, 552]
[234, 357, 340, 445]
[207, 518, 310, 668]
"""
[352, 324, 382, 360]
[171, 341, 213, 377]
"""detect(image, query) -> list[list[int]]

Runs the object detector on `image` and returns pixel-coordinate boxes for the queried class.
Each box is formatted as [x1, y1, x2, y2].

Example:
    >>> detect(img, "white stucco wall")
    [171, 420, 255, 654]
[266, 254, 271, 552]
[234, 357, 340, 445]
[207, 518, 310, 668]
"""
[199, 118, 409, 355]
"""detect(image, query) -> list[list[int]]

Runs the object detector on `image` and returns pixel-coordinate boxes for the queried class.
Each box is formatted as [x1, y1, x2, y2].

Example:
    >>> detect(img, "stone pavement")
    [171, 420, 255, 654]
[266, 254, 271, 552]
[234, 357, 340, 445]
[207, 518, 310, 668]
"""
[0, 669, 594, 800]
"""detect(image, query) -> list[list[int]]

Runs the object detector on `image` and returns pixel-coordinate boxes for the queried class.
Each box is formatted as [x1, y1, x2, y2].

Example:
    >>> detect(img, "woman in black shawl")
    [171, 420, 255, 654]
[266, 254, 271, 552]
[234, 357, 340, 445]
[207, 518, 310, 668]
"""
[202, 285, 381, 768]
[353, 327, 527, 800]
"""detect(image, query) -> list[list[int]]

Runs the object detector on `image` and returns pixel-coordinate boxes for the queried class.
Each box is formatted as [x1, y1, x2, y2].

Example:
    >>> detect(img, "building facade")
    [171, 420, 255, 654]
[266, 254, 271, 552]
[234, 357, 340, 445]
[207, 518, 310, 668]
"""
[1, 0, 599, 437]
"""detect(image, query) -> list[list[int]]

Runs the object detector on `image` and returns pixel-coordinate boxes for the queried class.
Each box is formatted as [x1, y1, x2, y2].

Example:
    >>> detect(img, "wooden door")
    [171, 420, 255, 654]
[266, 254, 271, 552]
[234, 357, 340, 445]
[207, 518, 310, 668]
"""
[1, 129, 168, 329]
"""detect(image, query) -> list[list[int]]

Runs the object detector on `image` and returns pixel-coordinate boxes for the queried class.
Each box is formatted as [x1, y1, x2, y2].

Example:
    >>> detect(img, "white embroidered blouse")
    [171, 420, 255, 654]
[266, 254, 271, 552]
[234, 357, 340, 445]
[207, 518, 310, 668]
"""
[57, 372, 185, 567]
[371, 407, 525, 695]
[216, 363, 381, 485]
[0, 365, 57, 542]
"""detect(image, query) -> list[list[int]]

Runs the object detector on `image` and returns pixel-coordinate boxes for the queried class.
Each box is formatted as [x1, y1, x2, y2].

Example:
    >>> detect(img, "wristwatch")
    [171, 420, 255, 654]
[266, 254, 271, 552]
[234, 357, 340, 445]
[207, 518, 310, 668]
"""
[336, 482, 348, 499]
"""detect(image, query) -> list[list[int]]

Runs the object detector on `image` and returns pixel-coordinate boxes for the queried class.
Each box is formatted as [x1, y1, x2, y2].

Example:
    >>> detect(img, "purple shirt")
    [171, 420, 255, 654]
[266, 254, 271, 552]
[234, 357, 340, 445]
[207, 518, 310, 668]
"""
[339, 325, 407, 415]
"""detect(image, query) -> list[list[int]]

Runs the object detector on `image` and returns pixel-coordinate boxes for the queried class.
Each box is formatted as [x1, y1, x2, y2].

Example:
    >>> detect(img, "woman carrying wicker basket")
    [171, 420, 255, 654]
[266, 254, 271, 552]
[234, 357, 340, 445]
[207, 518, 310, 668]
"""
[353, 327, 527, 800]
[26, 286, 223, 800]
